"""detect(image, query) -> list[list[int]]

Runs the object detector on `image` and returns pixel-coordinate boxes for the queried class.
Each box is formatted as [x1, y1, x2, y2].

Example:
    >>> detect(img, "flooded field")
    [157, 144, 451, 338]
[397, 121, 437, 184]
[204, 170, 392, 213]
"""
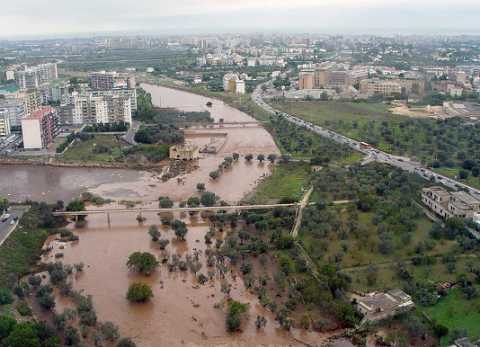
[31, 85, 329, 346]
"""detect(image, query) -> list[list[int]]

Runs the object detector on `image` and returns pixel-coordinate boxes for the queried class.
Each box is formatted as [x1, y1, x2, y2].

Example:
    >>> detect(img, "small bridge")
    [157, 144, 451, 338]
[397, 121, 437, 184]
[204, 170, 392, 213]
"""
[53, 203, 303, 228]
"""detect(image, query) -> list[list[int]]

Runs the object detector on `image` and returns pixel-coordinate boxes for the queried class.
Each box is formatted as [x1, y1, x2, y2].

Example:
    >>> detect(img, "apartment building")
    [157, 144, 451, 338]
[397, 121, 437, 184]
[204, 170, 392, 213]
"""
[88, 71, 136, 91]
[298, 67, 353, 91]
[0, 110, 11, 137]
[21, 106, 59, 149]
[0, 98, 26, 127]
[359, 79, 402, 97]
[422, 186, 480, 219]
[90, 88, 138, 112]
[15, 63, 58, 90]
[89, 71, 116, 90]
[60, 93, 132, 125]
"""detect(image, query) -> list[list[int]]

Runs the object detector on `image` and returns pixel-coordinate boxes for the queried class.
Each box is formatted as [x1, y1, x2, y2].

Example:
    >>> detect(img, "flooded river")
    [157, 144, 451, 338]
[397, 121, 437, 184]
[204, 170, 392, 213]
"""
[30, 85, 327, 346]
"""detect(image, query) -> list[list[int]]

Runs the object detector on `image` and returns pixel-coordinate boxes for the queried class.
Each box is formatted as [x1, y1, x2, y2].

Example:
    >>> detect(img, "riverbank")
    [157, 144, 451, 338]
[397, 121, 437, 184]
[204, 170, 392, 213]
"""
[0, 156, 165, 171]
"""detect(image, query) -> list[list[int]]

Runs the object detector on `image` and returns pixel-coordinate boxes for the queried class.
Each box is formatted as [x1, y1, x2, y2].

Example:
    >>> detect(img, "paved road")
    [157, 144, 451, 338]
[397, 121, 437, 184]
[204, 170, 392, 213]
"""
[252, 83, 480, 201]
[0, 206, 28, 246]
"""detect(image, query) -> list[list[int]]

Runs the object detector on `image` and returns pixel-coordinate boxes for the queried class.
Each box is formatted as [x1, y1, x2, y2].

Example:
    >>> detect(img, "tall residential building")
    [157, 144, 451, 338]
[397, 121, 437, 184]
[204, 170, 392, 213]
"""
[0, 98, 26, 127]
[15, 63, 58, 90]
[88, 72, 116, 90]
[60, 93, 132, 125]
[21, 106, 59, 149]
[0, 110, 11, 137]
[90, 88, 138, 112]
[21, 89, 41, 116]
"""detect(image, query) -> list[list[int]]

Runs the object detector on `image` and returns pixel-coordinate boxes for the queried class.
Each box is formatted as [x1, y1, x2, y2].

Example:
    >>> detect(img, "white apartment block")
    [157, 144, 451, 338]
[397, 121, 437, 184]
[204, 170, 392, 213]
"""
[61, 93, 132, 125]
[15, 63, 58, 90]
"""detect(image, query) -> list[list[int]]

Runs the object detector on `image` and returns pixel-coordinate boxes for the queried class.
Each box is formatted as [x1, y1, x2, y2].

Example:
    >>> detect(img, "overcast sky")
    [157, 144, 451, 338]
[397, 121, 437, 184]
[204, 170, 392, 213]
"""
[2, 0, 480, 38]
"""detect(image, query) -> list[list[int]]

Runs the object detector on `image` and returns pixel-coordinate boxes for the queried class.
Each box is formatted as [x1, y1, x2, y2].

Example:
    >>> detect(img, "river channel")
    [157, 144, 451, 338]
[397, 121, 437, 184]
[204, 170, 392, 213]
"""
[11, 85, 329, 346]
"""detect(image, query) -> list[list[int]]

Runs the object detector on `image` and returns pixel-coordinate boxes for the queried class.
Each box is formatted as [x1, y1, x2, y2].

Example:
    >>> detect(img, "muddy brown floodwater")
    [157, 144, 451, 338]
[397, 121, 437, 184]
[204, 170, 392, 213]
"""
[40, 85, 332, 346]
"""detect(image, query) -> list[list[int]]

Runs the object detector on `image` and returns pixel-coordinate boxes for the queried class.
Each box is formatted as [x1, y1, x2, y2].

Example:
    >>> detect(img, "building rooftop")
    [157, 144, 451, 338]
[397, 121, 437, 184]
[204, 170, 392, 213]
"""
[25, 106, 55, 120]
[452, 191, 480, 205]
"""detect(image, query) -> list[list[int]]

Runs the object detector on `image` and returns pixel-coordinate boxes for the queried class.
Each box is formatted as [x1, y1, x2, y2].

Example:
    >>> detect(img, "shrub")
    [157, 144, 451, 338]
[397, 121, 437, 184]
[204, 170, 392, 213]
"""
[126, 283, 153, 303]
[126, 252, 159, 276]
[99, 321, 120, 342]
[16, 301, 32, 316]
[0, 315, 17, 340]
[226, 300, 249, 332]
[117, 337, 137, 347]
[0, 288, 13, 305]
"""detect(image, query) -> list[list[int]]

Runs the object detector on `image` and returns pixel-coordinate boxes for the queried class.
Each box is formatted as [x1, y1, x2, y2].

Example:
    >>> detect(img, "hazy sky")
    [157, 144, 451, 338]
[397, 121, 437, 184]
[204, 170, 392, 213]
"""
[2, 0, 480, 38]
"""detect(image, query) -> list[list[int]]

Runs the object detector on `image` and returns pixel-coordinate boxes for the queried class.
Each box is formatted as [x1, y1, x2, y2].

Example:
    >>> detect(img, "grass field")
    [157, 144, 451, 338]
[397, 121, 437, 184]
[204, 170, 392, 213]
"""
[250, 163, 310, 204]
[61, 135, 126, 163]
[423, 287, 480, 346]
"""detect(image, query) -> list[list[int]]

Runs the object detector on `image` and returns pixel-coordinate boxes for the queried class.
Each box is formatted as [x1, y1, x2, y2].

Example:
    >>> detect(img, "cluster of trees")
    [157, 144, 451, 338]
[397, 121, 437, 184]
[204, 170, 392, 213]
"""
[0, 318, 61, 347]
[271, 115, 353, 162]
[122, 144, 170, 163]
[218, 208, 359, 330]
[134, 124, 184, 145]
[320, 114, 480, 174]
[83, 122, 129, 133]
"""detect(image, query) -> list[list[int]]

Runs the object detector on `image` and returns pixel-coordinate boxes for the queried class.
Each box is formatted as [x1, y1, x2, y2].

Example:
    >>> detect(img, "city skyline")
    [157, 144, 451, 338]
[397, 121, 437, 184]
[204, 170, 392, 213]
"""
[1, 0, 480, 38]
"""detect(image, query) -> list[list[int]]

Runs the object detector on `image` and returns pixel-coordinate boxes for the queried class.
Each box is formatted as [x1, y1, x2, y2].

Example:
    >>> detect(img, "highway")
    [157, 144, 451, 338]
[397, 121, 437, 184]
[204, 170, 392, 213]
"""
[0, 206, 28, 246]
[252, 83, 480, 201]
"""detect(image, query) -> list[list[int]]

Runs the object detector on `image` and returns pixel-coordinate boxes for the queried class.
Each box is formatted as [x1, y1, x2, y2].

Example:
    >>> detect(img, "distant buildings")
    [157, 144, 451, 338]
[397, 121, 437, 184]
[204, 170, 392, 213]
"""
[422, 186, 480, 219]
[298, 65, 352, 92]
[15, 63, 58, 90]
[21, 106, 59, 149]
[360, 79, 402, 97]
[223, 73, 246, 94]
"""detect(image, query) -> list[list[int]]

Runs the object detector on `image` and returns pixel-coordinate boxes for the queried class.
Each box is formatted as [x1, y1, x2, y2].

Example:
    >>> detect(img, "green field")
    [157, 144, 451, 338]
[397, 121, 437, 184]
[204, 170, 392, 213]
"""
[423, 287, 480, 346]
[249, 163, 310, 204]
[61, 135, 126, 163]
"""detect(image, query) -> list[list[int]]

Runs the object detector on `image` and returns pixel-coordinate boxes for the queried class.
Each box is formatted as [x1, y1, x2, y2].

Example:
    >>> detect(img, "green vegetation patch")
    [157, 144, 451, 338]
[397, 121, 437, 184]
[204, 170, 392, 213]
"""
[423, 287, 480, 346]
[61, 134, 126, 163]
[251, 163, 310, 204]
